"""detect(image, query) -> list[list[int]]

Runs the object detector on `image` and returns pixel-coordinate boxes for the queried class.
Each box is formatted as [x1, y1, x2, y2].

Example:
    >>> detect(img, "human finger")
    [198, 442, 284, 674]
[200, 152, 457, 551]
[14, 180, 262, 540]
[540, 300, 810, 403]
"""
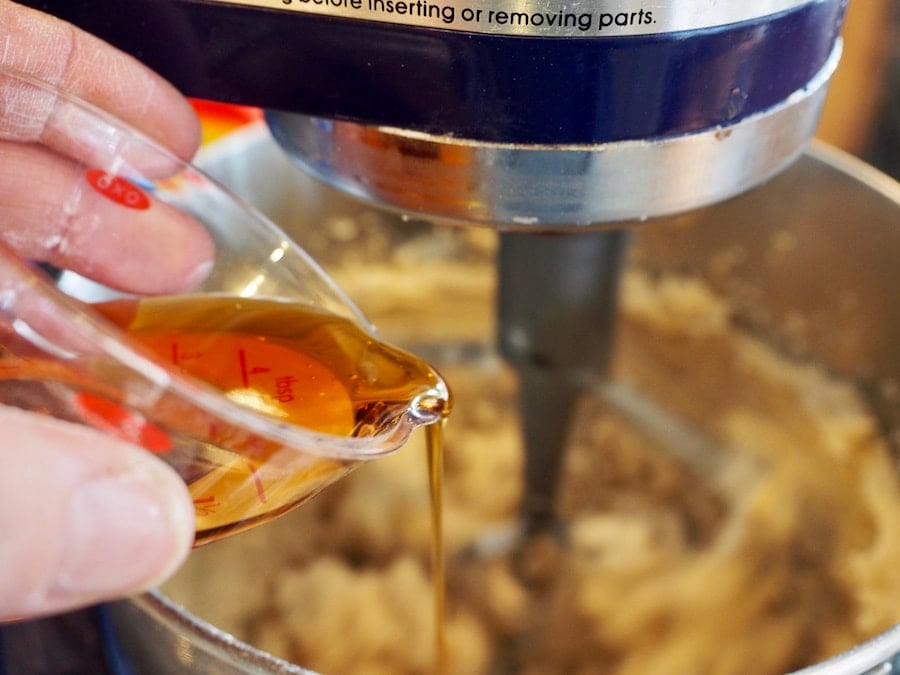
[0, 404, 194, 622]
[0, 142, 214, 294]
[0, 0, 200, 160]
[0, 63, 189, 182]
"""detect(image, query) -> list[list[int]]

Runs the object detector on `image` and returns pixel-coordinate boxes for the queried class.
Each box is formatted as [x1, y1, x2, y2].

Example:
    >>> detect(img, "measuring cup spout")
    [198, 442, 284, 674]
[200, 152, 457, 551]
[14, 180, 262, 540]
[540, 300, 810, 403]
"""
[408, 380, 452, 426]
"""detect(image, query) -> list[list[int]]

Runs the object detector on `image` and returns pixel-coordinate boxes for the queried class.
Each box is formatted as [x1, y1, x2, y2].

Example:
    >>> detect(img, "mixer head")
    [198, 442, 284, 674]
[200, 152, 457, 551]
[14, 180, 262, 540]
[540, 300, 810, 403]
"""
[24, 0, 847, 228]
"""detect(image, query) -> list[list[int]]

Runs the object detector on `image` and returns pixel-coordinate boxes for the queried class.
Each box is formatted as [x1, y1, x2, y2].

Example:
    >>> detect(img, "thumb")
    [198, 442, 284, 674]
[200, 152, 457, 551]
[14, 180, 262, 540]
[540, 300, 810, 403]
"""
[0, 404, 194, 621]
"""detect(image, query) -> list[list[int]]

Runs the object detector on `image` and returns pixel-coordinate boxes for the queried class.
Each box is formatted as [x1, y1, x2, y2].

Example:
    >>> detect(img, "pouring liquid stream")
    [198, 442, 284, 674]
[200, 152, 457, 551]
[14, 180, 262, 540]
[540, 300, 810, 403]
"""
[427, 420, 448, 675]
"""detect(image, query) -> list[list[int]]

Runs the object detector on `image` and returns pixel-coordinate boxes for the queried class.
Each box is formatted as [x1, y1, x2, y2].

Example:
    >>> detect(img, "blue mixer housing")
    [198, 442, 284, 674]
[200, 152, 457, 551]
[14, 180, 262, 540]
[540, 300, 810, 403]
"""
[23, 0, 846, 144]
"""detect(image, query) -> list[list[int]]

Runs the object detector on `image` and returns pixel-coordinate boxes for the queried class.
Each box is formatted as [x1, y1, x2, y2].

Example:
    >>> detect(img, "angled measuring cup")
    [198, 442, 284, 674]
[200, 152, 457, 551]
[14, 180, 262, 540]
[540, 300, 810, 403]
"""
[0, 67, 449, 544]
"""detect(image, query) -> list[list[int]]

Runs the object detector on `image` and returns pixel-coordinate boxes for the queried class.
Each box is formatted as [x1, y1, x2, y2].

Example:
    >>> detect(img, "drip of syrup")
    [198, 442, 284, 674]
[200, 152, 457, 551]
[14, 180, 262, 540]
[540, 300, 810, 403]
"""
[427, 420, 448, 674]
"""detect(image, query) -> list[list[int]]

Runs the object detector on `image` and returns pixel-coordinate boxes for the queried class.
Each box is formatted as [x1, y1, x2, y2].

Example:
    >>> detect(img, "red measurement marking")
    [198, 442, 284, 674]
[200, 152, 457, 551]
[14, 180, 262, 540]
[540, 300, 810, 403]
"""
[238, 348, 250, 388]
[169, 343, 202, 364]
[74, 392, 172, 453]
[85, 169, 150, 210]
[245, 460, 267, 504]
[193, 495, 219, 515]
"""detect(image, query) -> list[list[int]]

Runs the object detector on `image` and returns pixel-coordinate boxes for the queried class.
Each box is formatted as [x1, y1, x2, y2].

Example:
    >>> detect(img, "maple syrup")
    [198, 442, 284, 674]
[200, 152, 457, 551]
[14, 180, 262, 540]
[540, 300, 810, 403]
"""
[426, 420, 448, 674]
[89, 293, 451, 544]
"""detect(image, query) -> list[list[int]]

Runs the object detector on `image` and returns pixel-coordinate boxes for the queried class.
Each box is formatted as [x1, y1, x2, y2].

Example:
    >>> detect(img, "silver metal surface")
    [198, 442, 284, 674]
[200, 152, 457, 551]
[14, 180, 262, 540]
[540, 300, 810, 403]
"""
[630, 141, 900, 388]
[105, 594, 315, 675]
[789, 625, 900, 675]
[266, 41, 841, 228]
[498, 230, 629, 534]
[202, 0, 818, 37]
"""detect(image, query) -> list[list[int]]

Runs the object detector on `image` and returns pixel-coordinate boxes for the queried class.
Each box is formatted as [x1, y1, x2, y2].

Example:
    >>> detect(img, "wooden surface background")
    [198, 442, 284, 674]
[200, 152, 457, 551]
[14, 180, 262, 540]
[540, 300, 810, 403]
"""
[816, 0, 898, 176]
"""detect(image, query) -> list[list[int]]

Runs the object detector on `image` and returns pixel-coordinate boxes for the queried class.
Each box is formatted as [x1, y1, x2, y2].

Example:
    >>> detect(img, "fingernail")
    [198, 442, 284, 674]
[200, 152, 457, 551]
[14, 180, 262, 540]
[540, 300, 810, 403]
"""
[183, 257, 214, 290]
[53, 461, 194, 602]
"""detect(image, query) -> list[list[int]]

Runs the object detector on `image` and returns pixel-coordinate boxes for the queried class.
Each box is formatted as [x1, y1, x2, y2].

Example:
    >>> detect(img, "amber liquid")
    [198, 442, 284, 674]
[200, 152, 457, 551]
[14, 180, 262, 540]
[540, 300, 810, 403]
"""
[427, 421, 448, 675]
[90, 294, 450, 545]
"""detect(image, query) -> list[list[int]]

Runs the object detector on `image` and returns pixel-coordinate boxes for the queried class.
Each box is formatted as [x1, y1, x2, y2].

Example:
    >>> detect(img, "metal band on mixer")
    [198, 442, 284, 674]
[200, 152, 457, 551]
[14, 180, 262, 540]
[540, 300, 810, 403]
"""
[24, 0, 848, 145]
[266, 40, 843, 227]
[194, 0, 822, 37]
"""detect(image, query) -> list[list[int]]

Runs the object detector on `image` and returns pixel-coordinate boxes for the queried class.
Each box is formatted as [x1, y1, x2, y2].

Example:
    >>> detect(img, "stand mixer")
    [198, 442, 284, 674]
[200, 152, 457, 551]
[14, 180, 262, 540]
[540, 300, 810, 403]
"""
[23, 0, 849, 538]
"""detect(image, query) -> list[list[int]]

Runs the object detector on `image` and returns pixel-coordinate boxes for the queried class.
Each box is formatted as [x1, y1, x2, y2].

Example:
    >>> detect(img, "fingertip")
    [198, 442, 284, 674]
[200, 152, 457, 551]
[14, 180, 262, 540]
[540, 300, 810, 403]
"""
[76, 35, 204, 162]
[182, 257, 215, 292]
[54, 452, 196, 600]
[136, 81, 203, 162]
[129, 213, 216, 294]
[57, 193, 217, 295]
[0, 407, 195, 620]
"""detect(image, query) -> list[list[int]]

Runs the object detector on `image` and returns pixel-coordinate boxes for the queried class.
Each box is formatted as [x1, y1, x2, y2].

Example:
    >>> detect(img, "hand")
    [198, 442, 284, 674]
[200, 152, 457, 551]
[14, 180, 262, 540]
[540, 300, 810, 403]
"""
[0, 0, 214, 294]
[0, 1, 209, 621]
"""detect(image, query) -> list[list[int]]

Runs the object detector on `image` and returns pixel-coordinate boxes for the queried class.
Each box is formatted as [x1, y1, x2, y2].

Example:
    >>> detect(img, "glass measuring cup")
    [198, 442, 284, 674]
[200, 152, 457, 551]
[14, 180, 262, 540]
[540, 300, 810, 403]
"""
[0, 66, 449, 544]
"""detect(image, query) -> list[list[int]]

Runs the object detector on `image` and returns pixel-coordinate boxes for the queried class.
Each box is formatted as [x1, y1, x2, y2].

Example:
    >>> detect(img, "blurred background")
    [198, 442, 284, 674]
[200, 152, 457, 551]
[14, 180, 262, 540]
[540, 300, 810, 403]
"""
[816, 0, 899, 179]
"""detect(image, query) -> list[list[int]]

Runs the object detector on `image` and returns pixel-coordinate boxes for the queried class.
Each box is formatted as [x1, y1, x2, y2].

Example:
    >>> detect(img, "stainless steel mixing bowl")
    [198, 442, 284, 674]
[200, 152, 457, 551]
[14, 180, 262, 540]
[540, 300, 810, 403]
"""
[102, 126, 899, 675]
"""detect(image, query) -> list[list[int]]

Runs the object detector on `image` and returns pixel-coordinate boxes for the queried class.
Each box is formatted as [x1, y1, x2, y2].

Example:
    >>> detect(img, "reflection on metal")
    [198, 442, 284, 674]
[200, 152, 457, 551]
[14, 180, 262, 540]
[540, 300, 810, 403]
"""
[267, 43, 842, 228]
[201, 0, 819, 37]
